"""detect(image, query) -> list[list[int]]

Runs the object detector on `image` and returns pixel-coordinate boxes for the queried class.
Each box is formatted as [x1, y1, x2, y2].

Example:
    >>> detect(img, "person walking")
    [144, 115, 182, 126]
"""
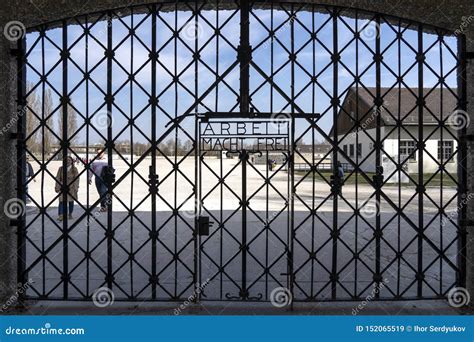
[55, 156, 79, 221]
[336, 161, 344, 196]
[87, 148, 110, 212]
[25, 156, 36, 203]
[268, 158, 274, 172]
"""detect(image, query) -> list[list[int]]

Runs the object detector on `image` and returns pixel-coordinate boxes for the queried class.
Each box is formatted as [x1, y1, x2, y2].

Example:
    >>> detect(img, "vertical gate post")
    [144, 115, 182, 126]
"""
[0, 18, 24, 302]
[462, 32, 474, 306]
[238, 0, 250, 113]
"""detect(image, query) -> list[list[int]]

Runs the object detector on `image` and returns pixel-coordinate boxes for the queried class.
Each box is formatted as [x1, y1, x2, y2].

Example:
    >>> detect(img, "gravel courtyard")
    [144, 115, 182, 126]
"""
[24, 157, 460, 301]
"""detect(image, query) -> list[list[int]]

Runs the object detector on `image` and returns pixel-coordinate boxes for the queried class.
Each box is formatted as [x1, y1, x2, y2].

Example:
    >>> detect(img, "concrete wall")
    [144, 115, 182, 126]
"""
[0, 0, 473, 305]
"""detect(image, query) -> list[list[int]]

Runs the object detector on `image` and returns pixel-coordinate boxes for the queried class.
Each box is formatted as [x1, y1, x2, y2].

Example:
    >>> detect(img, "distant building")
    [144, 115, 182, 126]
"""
[293, 144, 332, 171]
[331, 87, 458, 177]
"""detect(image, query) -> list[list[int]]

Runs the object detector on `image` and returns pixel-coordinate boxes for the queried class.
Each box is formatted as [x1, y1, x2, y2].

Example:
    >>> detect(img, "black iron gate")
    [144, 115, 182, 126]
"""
[197, 114, 292, 300]
[15, 1, 467, 302]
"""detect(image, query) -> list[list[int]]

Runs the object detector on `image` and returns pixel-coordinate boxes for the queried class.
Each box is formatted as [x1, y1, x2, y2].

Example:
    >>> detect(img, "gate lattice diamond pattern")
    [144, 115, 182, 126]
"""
[16, 1, 467, 302]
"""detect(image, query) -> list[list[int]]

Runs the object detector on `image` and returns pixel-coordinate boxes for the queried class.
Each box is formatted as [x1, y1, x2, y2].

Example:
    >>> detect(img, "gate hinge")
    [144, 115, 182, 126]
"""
[10, 48, 22, 57]
[10, 218, 23, 227]
[459, 134, 474, 142]
[9, 132, 25, 140]
[459, 219, 474, 228]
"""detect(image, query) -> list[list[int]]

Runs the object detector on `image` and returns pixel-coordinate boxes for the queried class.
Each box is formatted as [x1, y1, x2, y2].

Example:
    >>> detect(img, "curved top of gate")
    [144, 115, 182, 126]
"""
[23, 0, 457, 37]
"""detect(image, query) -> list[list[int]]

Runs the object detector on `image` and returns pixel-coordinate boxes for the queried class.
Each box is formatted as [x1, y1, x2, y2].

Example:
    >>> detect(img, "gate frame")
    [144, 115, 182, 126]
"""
[13, 0, 468, 303]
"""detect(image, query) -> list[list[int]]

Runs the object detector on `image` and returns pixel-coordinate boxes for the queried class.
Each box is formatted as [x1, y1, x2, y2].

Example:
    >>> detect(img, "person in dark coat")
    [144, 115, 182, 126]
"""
[87, 148, 110, 212]
[25, 156, 36, 203]
[55, 156, 80, 221]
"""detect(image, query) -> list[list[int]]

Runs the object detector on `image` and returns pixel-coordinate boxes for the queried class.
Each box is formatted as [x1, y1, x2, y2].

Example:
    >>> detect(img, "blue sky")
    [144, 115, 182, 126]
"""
[25, 8, 458, 146]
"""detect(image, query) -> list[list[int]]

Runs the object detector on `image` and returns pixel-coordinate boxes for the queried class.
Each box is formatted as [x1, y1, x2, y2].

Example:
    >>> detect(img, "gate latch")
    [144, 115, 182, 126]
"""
[197, 216, 213, 236]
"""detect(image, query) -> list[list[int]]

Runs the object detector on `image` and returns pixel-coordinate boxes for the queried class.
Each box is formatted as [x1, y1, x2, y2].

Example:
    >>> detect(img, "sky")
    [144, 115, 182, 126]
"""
[24, 7, 459, 146]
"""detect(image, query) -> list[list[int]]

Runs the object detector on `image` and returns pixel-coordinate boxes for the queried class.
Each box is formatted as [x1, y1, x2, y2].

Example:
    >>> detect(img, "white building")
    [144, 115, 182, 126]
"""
[332, 87, 458, 179]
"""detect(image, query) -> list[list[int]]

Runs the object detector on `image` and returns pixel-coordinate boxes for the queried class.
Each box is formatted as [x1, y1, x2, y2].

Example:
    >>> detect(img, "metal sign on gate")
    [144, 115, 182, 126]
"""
[199, 119, 290, 153]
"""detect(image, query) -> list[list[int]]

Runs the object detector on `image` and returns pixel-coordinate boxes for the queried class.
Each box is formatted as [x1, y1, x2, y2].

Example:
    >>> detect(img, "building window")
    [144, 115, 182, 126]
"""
[343, 145, 347, 154]
[438, 140, 454, 162]
[357, 143, 362, 157]
[400, 140, 417, 162]
[349, 144, 354, 157]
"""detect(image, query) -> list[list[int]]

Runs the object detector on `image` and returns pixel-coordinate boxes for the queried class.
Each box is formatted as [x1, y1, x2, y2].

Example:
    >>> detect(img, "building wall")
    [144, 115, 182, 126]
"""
[338, 127, 378, 173]
[338, 126, 458, 176]
[383, 126, 458, 175]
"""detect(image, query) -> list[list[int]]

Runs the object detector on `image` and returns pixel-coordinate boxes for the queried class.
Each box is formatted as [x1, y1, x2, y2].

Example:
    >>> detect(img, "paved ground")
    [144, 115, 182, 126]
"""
[10, 300, 469, 315]
[24, 157, 459, 303]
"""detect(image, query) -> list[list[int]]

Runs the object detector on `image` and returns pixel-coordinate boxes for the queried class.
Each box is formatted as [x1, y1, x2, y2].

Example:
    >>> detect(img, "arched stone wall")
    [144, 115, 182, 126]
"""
[0, 0, 472, 308]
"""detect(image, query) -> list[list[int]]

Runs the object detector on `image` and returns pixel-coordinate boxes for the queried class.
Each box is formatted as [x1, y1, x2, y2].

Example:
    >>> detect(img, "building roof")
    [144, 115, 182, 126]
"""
[347, 87, 458, 125]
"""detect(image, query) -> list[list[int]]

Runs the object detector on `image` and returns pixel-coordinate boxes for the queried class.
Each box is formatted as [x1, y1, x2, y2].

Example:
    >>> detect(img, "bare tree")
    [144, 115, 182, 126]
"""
[43, 88, 54, 154]
[57, 102, 78, 145]
[25, 83, 40, 154]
